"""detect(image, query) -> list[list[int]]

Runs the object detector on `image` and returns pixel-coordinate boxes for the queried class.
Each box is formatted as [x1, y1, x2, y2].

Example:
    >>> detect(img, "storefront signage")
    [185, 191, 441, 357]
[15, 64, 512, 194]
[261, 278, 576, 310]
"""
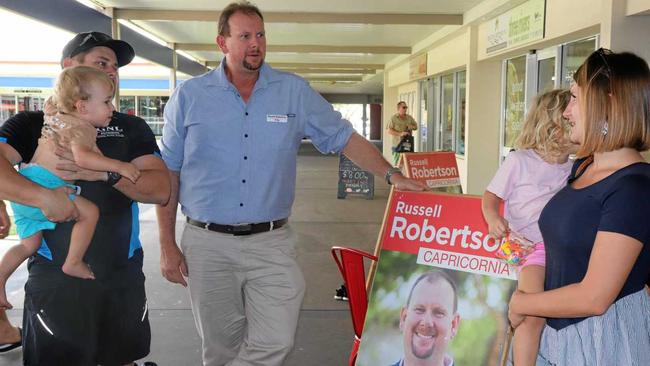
[485, 0, 546, 54]
[12, 89, 42, 94]
[409, 53, 427, 81]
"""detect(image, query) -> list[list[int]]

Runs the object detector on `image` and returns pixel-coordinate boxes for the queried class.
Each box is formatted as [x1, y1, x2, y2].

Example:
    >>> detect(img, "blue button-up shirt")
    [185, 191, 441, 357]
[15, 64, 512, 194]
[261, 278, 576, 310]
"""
[161, 62, 354, 225]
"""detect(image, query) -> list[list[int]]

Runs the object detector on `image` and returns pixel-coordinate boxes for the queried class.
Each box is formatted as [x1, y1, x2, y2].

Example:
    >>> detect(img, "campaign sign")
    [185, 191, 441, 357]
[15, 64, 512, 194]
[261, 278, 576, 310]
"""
[357, 191, 514, 366]
[400, 152, 462, 193]
[337, 153, 374, 199]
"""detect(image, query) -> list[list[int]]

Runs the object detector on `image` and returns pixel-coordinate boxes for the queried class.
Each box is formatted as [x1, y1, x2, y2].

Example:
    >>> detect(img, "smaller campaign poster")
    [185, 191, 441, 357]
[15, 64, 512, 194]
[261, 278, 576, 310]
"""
[357, 191, 515, 366]
[400, 152, 462, 193]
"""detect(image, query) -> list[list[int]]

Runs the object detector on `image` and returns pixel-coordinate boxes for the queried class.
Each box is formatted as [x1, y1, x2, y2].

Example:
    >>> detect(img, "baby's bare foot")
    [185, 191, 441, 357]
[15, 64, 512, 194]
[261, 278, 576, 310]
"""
[62, 262, 95, 280]
[0, 284, 12, 309]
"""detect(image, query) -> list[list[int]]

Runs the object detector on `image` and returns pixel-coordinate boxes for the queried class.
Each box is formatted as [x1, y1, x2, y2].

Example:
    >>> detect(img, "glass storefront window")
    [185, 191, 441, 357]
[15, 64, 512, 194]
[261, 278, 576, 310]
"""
[441, 74, 454, 151]
[503, 55, 527, 148]
[1, 95, 16, 121]
[537, 57, 556, 92]
[138, 96, 168, 136]
[138, 96, 168, 119]
[561, 37, 597, 87]
[333, 103, 366, 137]
[455, 71, 466, 155]
[419, 81, 428, 151]
[120, 96, 136, 116]
[430, 78, 440, 151]
[16, 95, 45, 113]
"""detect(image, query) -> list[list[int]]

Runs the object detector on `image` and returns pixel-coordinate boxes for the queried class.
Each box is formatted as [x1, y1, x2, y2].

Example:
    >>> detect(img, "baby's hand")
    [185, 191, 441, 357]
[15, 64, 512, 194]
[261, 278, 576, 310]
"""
[118, 162, 141, 183]
[487, 215, 509, 240]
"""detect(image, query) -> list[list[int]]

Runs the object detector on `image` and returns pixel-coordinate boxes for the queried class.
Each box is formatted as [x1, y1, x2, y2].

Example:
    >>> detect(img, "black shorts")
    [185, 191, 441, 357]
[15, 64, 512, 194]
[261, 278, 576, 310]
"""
[22, 254, 151, 366]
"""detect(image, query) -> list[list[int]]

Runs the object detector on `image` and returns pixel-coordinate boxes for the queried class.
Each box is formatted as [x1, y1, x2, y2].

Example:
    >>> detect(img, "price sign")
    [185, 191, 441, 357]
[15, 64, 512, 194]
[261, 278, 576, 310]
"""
[337, 153, 374, 199]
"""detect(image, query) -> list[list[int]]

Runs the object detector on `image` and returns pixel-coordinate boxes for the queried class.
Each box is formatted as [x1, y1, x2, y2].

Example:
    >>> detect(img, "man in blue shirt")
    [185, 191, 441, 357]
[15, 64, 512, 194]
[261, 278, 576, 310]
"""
[156, 2, 426, 365]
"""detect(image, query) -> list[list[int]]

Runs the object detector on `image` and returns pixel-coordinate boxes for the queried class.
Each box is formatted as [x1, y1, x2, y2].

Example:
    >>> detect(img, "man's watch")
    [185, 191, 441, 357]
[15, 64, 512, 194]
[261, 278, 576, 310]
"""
[384, 167, 403, 185]
[106, 171, 122, 186]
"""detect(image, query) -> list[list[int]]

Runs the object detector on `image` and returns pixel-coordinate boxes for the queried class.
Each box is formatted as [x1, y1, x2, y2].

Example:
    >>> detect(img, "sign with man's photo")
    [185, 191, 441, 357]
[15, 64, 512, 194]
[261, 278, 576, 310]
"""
[357, 191, 515, 366]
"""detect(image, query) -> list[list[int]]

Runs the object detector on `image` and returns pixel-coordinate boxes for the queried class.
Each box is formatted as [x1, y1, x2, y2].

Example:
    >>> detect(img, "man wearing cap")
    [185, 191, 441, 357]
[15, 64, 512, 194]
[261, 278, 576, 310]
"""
[387, 101, 418, 165]
[0, 31, 170, 365]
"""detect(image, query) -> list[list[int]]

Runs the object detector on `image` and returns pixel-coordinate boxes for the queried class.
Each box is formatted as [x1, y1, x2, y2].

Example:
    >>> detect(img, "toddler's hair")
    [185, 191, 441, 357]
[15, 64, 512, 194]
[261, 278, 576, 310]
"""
[44, 66, 114, 116]
[515, 89, 572, 158]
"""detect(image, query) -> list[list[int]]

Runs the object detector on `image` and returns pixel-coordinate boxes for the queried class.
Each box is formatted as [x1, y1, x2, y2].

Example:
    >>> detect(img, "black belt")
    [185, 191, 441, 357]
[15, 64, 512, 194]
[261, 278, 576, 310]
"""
[186, 217, 287, 236]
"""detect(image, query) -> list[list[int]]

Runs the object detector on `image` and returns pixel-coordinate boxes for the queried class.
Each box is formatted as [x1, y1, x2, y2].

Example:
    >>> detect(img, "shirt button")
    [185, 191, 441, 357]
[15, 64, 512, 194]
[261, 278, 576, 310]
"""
[242, 179, 246, 183]
[245, 112, 249, 116]
[244, 156, 248, 160]
[240, 203, 244, 207]
[244, 134, 248, 138]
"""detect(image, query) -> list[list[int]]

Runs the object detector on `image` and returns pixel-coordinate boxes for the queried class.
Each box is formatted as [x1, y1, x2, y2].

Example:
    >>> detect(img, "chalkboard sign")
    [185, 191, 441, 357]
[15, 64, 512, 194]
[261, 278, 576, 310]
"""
[337, 153, 374, 199]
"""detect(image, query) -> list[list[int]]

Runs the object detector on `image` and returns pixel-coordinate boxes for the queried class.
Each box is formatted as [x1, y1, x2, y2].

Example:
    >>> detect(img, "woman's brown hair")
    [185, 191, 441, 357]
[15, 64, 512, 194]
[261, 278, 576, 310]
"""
[573, 48, 650, 158]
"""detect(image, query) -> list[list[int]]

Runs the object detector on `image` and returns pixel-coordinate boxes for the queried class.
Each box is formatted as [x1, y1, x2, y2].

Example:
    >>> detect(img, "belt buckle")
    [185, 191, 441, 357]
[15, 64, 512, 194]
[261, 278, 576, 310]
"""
[232, 224, 253, 236]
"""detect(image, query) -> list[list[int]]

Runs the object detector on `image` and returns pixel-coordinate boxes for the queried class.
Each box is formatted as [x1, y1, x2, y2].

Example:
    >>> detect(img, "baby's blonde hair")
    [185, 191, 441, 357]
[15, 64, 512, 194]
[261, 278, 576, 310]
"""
[45, 66, 114, 116]
[514, 89, 572, 158]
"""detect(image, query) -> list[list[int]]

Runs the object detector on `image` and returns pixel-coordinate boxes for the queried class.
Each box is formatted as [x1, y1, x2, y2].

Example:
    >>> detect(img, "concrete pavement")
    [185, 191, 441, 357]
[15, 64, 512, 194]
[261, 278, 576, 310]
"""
[1, 143, 389, 365]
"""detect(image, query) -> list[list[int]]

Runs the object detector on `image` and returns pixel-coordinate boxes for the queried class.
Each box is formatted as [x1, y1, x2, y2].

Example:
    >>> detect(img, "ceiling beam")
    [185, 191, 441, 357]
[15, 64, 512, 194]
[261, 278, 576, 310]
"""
[277, 68, 376, 74]
[204, 61, 385, 69]
[272, 62, 384, 70]
[302, 76, 363, 82]
[114, 9, 462, 25]
[177, 43, 410, 54]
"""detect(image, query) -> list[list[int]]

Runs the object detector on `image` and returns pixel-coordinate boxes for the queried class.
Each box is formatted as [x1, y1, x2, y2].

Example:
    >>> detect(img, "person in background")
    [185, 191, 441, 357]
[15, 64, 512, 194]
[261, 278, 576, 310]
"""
[508, 49, 650, 366]
[0, 201, 21, 354]
[156, 2, 426, 366]
[482, 89, 575, 365]
[387, 101, 418, 165]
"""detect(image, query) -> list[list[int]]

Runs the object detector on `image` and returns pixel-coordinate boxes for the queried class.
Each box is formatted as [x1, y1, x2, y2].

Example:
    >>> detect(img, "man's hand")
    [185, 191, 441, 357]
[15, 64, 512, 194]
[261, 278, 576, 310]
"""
[117, 162, 141, 184]
[391, 173, 428, 191]
[508, 290, 526, 328]
[0, 201, 10, 238]
[160, 242, 188, 287]
[40, 186, 79, 222]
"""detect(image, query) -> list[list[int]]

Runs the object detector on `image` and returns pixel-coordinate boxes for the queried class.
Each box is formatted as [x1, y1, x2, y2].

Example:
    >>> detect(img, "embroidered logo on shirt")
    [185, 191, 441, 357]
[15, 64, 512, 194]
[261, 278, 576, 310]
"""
[96, 126, 125, 138]
[266, 114, 288, 123]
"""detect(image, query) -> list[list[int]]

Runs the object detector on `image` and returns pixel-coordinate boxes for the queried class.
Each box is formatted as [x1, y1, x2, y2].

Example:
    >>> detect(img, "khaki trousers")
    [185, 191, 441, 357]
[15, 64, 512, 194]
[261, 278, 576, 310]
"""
[181, 224, 306, 366]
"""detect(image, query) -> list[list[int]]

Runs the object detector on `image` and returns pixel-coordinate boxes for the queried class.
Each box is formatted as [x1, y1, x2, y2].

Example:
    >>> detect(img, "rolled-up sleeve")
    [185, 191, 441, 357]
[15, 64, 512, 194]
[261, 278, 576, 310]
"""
[161, 86, 186, 172]
[300, 82, 354, 154]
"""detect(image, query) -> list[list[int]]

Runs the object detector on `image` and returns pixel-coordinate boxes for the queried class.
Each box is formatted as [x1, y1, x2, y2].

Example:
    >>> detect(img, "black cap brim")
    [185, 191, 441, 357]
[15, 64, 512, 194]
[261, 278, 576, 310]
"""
[62, 32, 135, 67]
[75, 39, 135, 67]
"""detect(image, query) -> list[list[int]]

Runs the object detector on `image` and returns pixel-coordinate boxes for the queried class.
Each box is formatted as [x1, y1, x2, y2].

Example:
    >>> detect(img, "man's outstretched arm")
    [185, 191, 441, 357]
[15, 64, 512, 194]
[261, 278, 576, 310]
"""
[342, 133, 427, 191]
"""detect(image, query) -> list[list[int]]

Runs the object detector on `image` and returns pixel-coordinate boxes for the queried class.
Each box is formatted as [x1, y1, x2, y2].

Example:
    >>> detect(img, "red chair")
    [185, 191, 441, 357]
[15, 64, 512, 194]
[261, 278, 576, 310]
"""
[331, 246, 378, 366]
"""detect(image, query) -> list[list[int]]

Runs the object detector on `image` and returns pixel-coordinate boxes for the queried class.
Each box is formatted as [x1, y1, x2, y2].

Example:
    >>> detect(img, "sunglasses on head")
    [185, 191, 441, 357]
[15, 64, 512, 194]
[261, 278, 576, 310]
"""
[77, 32, 112, 49]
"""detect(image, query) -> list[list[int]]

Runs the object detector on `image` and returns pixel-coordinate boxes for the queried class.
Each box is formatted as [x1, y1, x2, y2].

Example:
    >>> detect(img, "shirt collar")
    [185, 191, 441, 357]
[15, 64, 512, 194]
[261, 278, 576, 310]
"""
[398, 355, 453, 366]
[208, 58, 277, 91]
